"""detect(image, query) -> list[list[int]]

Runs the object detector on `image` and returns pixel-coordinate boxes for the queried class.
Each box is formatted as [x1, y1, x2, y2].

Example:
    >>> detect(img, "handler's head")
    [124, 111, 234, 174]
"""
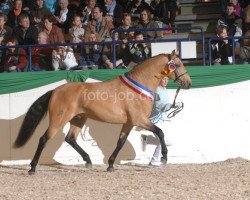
[160, 76, 169, 87]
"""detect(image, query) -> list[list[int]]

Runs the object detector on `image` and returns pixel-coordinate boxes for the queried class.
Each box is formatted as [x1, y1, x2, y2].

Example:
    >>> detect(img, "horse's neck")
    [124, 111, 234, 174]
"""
[129, 55, 167, 92]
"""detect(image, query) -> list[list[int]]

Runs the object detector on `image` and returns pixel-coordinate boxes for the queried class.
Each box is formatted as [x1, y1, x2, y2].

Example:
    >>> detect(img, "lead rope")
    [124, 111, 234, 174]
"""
[167, 86, 184, 118]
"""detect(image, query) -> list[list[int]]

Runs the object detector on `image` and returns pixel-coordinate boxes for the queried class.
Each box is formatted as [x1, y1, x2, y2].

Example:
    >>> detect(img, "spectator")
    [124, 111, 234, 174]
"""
[69, 14, 85, 44]
[102, 30, 127, 69]
[239, 30, 250, 64]
[118, 13, 134, 65]
[1, 36, 27, 72]
[80, 32, 103, 69]
[242, 5, 250, 35]
[128, 31, 149, 68]
[211, 25, 233, 65]
[84, 5, 114, 42]
[126, 0, 152, 21]
[229, 0, 243, 17]
[44, 0, 57, 14]
[136, 8, 161, 40]
[42, 14, 65, 44]
[0, 0, 12, 15]
[80, 0, 96, 27]
[54, 0, 75, 33]
[13, 13, 38, 45]
[7, 0, 28, 28]
[52, 45, 79, 70]
[31, 31, 54, 71]
[217, 3, 242, 37]
[0, 13, 13, 45]
[104, 0, 124, 28]
[30, 0, 52, 32]
[165, 0, 178, 26]
[118, 13, 134, 41]
[150, 0, 168, 24]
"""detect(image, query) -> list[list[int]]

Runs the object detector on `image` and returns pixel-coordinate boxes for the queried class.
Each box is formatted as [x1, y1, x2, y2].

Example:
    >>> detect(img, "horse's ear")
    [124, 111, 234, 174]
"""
[175, 49, 179, 56]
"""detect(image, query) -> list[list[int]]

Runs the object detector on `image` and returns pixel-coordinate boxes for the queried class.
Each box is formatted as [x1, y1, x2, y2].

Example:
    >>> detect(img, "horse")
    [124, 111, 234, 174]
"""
[14, 50, 192, 174]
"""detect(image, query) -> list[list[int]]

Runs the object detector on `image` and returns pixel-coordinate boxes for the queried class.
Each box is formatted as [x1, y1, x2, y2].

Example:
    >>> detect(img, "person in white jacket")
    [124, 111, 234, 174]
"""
[52, 46, 78, 70]
[141, 76, 177, 166]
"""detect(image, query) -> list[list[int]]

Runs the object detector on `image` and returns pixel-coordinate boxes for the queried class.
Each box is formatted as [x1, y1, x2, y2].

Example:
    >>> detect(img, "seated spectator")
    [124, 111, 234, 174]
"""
[118, 13, 134, 40]
[52, 45, 78, 70]
[0, 13, 13, 45]
[7, 0, 29, 28]
[1, 36, 27, 72]
[128, 31, 149, 68]
[13, 13, 38, 45]
[84, 5, 114, 42]
[211, 25, 233, 65]
[165, 0, 178, 27]
[104, 0, 124, 28]
[240, 30, 250, 64]
[0, 0, 12, 15]
[136, 8, 161, 40]
[118, 13, 134, 65]
[42, 14, 65, 44]
[81, 0, 96, 27]
[79, 32, 103, 69]
[54, 0, 75, 33]
[69, 14, 85, 44]
[229, 0, 243, 17]
[102, 30, 127, 69]
[242, 5, 250, 35]
[217, 3, 243, 38]
[151, 0, 168, 24]
[44, 0, 57, 14]
[126, 0, 152, 22]
[31, 31, 54, 71]
[30, 0, 52, 32]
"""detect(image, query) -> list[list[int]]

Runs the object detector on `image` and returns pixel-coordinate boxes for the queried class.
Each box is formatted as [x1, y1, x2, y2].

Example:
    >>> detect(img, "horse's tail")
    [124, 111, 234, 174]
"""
[14, 90, 53, 148]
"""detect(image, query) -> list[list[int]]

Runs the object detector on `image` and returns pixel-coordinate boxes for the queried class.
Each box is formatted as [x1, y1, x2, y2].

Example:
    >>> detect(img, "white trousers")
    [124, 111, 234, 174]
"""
[147, 120, 171, 166]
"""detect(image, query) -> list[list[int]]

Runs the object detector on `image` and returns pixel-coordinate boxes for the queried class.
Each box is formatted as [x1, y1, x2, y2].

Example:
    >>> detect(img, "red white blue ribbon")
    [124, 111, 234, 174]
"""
[119, 73, 154, 102]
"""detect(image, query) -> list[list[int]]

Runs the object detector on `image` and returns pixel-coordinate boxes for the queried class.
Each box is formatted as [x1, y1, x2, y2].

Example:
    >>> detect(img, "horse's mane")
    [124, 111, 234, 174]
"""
[128, 54, 171, 80]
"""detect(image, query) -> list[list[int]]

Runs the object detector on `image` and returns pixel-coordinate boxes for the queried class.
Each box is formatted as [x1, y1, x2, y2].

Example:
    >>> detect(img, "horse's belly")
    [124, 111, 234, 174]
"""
[83, 102, 127, 124]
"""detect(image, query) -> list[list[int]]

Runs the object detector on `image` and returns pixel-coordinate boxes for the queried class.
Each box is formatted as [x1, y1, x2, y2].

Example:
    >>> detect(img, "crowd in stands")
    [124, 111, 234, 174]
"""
[0, 0, 249, 72]
[212, 0, 250, 65]
[0, 0, 178, 72]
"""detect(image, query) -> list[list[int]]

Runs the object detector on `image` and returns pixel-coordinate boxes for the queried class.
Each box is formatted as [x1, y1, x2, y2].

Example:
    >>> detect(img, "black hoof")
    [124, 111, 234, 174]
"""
[161, 158, 167, 165]
[85, 163, 92, 168]
[107, 167, 115, 172]
[28, 169, 36, 175]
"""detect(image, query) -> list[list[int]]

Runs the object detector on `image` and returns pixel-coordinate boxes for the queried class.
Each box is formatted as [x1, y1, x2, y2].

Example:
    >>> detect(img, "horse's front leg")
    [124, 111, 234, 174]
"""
[152, 125, 168, 164]
[107, 123, 133, 172]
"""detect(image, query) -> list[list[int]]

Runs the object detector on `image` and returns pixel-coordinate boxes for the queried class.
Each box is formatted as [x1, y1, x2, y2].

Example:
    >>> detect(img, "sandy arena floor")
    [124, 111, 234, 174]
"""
[0, 158, 249, 200]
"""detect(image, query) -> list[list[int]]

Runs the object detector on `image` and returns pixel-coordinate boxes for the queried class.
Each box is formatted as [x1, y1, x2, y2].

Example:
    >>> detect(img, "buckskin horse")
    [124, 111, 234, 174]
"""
[14, 50, 192, 174]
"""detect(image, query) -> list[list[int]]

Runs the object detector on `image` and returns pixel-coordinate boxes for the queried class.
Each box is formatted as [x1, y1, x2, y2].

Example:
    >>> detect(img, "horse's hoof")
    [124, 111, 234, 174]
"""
[28, 170, 36, 175]
[85, 163, 92, 168]
[107, 167, 115, 172]
[161, 158, 167, 165]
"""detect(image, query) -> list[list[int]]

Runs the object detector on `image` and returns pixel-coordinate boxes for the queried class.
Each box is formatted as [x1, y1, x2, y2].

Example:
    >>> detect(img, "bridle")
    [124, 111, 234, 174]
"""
[167, 58, 187, 118]
[171, 59, 188, 84]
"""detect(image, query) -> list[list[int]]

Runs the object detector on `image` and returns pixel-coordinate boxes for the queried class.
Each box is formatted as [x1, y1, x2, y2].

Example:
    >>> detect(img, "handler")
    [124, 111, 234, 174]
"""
[141, 76, 179, 166]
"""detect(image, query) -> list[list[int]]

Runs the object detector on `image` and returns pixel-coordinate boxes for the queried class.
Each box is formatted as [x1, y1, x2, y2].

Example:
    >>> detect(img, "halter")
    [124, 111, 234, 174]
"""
[119, 73, 154, 102]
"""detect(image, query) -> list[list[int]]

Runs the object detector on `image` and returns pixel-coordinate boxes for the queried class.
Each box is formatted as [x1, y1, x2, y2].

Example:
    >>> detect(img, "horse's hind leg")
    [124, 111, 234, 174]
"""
[107, 123, 133, 172]
[65, 115, 92, 168]
[29, 131, 49, 175]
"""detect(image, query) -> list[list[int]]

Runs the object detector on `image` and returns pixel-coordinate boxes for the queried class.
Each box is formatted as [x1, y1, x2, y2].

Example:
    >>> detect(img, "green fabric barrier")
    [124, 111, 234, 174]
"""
[0, 65, 249, 95]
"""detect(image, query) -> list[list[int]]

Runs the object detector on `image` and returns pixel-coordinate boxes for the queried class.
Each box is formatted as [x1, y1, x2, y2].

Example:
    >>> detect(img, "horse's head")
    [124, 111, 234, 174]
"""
[164, 50, 192, 89]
